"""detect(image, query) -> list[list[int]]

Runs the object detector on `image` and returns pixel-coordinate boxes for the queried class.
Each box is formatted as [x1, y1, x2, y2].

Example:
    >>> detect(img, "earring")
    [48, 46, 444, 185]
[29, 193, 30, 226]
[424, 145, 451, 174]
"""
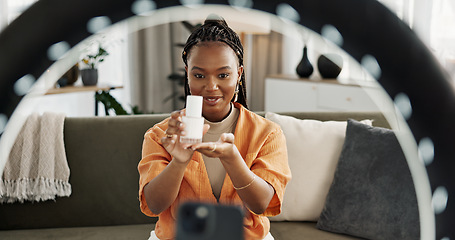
[233, 84, 239, 102]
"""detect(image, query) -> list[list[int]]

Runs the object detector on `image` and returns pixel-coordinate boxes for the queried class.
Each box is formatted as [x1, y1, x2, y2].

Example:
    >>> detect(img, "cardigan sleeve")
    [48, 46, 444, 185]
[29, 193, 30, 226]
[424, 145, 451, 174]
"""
[137, 122, 171, 217]
[251, 127, 291, 217]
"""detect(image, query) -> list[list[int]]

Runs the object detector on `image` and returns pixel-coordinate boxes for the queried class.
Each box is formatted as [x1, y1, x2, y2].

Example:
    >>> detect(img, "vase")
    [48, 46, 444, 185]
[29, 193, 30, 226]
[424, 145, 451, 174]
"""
[81, 68, 98, 86]
[66, 64, 80, 85]
[296, 46, 314, 78]
[57, 64, 80, 87]
[57, 77, 68, 87]
[318, 54, 343, 79]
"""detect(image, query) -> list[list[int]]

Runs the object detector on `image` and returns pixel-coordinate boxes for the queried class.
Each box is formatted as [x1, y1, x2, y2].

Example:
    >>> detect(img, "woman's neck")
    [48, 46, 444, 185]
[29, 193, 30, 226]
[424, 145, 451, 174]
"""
[204, 103, 233, 122]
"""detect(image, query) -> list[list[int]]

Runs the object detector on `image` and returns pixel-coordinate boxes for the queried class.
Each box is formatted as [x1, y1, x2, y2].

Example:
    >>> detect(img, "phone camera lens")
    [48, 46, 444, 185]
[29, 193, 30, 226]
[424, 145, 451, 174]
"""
[195, 206, 209, 219]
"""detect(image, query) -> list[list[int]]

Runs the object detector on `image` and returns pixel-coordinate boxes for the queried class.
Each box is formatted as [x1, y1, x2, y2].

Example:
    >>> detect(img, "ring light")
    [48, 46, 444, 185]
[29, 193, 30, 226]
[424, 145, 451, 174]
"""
[0, 0, 453, 238]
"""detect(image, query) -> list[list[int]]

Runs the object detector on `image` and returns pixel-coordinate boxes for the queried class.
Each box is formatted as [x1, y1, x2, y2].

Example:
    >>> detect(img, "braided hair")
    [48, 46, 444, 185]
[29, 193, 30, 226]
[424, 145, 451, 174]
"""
[182, 15, 248, 109]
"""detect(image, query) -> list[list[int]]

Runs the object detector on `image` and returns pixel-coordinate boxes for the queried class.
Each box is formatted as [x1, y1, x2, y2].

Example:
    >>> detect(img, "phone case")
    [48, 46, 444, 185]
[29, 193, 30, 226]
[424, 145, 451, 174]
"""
[176, 202, 244, 240]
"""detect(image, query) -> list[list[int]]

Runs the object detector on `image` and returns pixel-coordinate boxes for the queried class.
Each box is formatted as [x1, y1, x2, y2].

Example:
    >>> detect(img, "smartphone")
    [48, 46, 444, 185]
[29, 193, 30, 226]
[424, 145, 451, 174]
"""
[175, 202, 244, 240]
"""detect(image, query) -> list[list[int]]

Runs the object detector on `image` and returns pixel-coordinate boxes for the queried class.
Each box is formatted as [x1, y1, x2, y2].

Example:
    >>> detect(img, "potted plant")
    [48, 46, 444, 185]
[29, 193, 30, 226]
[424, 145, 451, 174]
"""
[80, 45, 109, 86]
[95, 91, 147, 115]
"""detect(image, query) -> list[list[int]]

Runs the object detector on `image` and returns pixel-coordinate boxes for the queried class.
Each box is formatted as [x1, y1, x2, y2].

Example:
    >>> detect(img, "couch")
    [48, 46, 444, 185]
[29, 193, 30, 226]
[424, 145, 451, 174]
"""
[0, 111, 417, 240]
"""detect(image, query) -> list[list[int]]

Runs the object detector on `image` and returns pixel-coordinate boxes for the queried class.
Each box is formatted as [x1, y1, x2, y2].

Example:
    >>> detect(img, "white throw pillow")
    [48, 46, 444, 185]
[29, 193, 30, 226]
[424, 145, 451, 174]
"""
[265, 112, 372, 221]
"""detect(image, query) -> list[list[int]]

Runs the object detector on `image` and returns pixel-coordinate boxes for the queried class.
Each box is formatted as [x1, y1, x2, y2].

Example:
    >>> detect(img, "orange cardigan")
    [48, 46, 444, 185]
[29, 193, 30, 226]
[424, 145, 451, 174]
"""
[138, 103, 291, 240]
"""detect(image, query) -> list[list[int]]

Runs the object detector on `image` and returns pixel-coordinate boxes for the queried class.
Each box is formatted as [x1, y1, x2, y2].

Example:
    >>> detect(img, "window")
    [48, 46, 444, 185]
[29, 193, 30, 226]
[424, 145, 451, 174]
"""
[379, 0, 455, 82]
[0, 0, 37, 30]
[431, 0, 455, 78]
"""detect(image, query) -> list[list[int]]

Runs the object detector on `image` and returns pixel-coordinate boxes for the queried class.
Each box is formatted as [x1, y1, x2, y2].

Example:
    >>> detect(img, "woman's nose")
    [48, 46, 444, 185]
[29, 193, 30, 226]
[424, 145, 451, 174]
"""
[206, 78, 218, 91]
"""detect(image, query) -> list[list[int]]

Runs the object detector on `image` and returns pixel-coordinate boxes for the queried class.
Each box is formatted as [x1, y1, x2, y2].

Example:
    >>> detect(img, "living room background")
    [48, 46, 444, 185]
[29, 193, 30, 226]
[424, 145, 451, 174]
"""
[1, 0, 454, 117]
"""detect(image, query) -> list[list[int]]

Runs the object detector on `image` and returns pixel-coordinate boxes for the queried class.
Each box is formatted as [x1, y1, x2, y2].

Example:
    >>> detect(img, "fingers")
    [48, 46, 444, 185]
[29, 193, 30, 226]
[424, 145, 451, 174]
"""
[167, 110, 185, 136]
[209, 143, 217, 152]
[160, 134, 176, 151]
[191, 142, 218, 153]
[191, 133, 234, 153]
[162, 111, 183, 149]
[170, 110, 183, 119]
[221, 133, 235, 144]
[202, 124, 210, 135]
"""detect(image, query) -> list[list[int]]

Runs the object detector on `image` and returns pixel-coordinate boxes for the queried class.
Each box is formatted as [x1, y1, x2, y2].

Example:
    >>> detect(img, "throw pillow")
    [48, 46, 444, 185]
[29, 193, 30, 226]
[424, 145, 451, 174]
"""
[317, 119, 420, 240]
[265, 112, 372, 221]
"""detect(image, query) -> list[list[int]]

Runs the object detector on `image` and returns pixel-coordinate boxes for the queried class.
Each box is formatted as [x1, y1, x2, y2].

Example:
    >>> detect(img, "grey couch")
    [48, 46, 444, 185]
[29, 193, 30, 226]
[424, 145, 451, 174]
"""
[0, 112, 390, 240]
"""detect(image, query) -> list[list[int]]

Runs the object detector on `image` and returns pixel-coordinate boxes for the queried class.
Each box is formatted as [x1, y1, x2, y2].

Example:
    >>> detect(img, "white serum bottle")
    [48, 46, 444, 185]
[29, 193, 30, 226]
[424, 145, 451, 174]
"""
[180, 95, 204, 144]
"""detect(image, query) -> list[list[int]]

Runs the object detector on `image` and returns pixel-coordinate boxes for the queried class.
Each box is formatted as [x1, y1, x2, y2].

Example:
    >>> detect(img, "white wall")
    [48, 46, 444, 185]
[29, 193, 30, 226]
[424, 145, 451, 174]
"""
[32, 24, 131, 117]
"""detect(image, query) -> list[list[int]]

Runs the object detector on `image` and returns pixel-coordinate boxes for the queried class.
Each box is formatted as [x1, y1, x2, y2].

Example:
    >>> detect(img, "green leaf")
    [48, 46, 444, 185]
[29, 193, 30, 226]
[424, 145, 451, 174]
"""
[95, 91, 129, 115]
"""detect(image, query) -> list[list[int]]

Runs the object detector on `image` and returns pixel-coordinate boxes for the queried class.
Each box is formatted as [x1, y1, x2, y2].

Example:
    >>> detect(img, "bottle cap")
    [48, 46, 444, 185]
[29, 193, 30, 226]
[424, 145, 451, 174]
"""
[186, 95, 203, 117]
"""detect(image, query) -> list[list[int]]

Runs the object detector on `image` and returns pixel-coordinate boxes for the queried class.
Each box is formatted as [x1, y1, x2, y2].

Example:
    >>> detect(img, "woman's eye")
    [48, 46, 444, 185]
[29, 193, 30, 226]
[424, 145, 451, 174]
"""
[194, 74, 204, 79]
[219, 73, 229, 78]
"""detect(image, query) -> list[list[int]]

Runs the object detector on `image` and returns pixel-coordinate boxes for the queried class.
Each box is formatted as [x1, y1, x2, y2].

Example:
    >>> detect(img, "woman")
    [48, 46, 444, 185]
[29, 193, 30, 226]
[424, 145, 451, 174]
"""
[138, 15, 291, 240]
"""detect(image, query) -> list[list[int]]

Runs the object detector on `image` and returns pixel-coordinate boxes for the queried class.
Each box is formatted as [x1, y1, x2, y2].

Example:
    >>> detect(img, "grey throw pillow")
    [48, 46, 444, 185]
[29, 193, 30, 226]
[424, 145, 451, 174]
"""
[317, 119, 420, 240]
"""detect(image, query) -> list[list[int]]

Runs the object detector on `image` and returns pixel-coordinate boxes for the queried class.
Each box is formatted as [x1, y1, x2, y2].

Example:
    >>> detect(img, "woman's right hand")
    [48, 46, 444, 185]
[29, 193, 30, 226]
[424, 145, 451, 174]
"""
[161, 110, 193, 164]
[161, 110, 209, 164]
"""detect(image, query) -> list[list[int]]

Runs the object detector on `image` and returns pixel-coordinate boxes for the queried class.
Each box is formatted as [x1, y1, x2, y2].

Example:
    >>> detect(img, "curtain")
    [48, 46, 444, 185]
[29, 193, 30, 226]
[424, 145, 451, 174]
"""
[128, 23, 188, 114]
[379, 0, 455, 81]
[245, 31, 283, 111]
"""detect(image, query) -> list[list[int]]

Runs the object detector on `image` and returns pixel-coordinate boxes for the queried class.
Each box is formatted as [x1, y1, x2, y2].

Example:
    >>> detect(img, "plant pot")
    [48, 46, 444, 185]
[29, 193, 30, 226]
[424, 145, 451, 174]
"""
[296, 46, 314, 78]
[81, 68, 98, 86]
[318, 54, 343, 79]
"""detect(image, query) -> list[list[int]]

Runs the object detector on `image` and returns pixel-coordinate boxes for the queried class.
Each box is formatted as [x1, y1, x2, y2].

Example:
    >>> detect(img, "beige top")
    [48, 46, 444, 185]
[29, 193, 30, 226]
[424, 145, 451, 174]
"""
[202, 104, 239, 200]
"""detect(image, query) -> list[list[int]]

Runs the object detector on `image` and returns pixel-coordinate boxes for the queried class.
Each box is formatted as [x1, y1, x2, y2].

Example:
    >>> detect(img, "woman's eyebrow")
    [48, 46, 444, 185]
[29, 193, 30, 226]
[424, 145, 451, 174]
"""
[191, 66, 204, 71]
[190, 66, 232, 71]
[217, 66, 232, 71]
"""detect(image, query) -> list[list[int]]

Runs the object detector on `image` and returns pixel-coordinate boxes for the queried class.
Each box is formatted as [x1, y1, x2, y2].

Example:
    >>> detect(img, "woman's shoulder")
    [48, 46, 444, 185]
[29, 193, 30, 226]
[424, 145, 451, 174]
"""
[235, 104, 285, 149]
[144, 117, 171, 138]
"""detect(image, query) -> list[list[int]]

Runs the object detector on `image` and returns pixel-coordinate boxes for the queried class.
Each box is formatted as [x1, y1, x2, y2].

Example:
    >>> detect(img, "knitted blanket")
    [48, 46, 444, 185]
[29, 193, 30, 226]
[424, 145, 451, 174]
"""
[0, 112, 71, 203]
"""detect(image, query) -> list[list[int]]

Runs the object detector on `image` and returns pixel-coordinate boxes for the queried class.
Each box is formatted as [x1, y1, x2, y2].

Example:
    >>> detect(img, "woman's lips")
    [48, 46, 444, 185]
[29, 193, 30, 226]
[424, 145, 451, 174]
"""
[204, 96, 222, 106]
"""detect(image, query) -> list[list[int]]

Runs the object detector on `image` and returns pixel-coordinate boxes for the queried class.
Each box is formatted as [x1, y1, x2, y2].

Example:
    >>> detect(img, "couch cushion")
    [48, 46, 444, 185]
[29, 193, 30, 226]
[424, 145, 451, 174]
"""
[0, 115, 165, 230]
[270, 222, 361, 240]
[317, 119, 420, 239]
[265, 112, 371, 221]
[0, 222, 360, 240]
[0, 224, 154, 240]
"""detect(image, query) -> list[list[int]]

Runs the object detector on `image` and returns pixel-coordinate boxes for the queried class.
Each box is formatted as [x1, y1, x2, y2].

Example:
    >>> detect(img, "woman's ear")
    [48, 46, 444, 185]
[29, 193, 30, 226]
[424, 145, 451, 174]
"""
[238, 65, 244, 80]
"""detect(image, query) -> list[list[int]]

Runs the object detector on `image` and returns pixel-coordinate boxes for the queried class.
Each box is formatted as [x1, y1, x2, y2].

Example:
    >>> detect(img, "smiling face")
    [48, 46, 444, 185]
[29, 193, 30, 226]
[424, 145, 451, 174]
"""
[186, 41, 243, 122]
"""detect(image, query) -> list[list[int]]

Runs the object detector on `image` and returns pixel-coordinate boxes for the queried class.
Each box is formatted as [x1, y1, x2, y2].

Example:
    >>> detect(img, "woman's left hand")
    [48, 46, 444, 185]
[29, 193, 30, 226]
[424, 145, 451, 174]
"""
[191, 133, 237, 161]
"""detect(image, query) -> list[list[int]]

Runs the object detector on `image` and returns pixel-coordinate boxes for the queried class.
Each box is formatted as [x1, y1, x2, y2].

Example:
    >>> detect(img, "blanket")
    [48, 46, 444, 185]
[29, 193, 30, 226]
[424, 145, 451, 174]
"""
[0, 112, 71, 203]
